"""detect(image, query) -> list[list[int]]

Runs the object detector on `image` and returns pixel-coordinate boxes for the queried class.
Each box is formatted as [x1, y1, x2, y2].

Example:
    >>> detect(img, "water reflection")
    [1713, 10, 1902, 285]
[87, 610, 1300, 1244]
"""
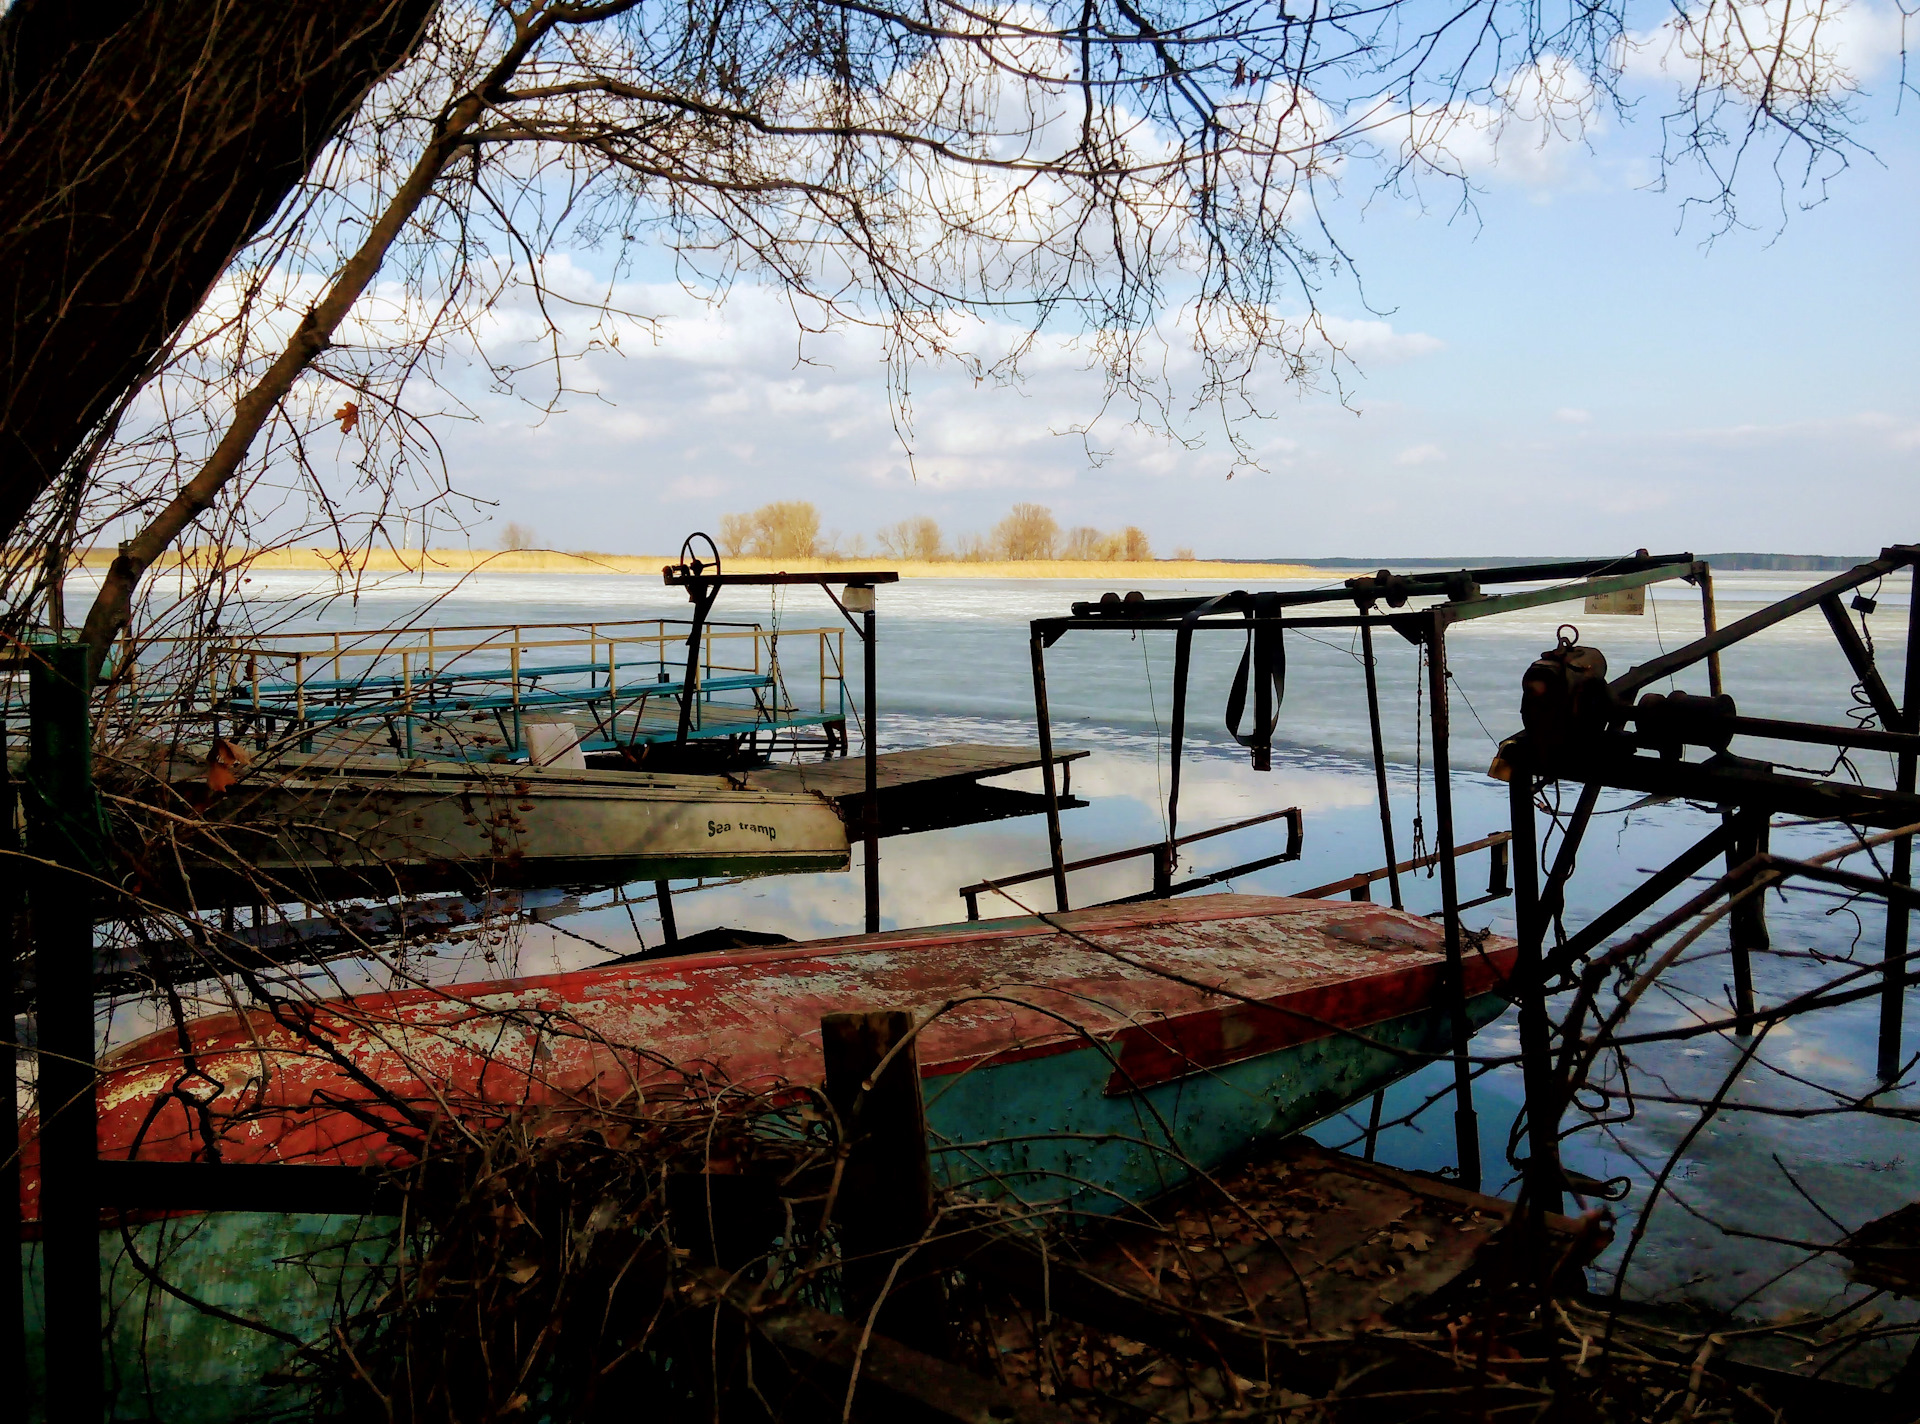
[76, 567, 1920, 1349]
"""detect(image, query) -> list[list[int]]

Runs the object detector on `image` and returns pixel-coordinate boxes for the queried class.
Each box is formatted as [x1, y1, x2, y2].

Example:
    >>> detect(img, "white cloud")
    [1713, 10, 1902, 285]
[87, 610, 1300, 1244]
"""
[1357, 57, 1604, 190]
[1554, 407, 1593, 423]
[1393, 443, 1447, 466]
[1316, 317, 1445, 365]
[1620, 0, 1909, 93]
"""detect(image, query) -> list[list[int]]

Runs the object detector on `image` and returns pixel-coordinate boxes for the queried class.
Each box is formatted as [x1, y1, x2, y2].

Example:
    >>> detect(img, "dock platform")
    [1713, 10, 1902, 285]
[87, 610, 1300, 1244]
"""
[740, 744, 1088, 837]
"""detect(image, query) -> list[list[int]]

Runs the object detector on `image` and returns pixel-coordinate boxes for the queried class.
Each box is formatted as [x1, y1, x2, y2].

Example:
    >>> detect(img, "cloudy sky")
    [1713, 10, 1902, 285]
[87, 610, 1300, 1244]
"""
[427, 12, 1918, 561]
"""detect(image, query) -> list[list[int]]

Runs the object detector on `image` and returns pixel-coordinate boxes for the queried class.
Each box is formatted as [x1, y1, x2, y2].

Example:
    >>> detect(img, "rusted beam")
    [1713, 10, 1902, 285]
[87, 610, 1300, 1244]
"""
[1541, 819, 1737, 982]
[1613, 551, 1916, 700]
[1294, 831, 1510, 900]
[1819, 595, 1903, 731]
[959, 808, 1301, 912]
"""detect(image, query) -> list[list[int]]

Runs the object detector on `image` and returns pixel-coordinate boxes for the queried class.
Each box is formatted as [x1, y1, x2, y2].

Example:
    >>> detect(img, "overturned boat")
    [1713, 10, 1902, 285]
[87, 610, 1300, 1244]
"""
[18, 893, 1515, 1418]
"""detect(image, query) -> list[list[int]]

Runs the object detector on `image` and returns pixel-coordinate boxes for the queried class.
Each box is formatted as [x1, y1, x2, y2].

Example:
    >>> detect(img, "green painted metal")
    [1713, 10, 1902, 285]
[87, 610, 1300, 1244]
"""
[1433, 563, 1701, 629]
[21, 1215, 395, 1423]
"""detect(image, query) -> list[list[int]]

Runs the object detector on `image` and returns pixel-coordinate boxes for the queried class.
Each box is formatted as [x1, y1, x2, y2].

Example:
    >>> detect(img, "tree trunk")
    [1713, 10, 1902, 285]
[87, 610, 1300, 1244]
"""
[0, 0, 437, 549]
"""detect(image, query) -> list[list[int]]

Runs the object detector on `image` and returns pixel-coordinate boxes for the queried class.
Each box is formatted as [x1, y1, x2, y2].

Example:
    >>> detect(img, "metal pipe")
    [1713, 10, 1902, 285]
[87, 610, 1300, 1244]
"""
[1360, 619, 1403, 910]
[1881, 581, 1920, 1079]
[1716, 808, 1769, 1037]
[1029, 632, 1069, 912]
[1068, 553, 1697, 619]
[1425, 618, 1481, 1190]
[1508, 771, 1563, 1216]
[655, 880, 678, 945]
[864, 606, 880, 934]
[1540, 781, 1603, 925]
[1699, 567, 1723, 698]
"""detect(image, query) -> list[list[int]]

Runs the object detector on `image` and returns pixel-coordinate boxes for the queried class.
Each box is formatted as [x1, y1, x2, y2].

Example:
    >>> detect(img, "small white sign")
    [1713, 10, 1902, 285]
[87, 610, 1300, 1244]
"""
[1584, 587, 1646, 615]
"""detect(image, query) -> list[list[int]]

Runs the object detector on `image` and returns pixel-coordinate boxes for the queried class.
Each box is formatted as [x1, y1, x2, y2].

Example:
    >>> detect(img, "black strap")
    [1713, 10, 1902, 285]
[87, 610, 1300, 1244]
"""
[1224, 613, 1285, 770]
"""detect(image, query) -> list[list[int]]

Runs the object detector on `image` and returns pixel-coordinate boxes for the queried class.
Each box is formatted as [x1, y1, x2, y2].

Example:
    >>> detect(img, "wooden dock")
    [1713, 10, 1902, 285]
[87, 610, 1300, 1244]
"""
[739, 744, 1088, 837]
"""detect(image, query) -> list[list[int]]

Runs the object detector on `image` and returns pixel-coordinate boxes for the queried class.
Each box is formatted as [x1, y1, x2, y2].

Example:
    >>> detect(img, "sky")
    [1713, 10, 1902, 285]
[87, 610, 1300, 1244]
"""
[422, 11, 1920, 561]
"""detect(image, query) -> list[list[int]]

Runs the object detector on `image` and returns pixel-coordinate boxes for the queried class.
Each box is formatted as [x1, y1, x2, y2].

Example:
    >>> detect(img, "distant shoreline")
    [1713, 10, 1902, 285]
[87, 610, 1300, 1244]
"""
[77, 547, 1330, 582]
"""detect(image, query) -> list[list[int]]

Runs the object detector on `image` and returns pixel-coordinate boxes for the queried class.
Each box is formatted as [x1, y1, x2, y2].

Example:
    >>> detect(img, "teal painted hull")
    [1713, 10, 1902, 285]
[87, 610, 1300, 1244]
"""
[20, 990, 1504, 1421]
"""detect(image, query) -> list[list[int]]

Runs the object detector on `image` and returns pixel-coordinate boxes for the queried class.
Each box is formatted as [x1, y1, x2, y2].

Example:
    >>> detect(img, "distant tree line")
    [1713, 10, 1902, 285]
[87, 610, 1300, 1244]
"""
[715, 502, 1195, 562]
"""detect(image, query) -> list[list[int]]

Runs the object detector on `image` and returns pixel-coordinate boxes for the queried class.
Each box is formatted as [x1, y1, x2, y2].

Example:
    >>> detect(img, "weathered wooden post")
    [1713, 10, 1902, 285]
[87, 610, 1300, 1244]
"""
[820, 1009, 944, 1353]
[28, 643, 103, 1420]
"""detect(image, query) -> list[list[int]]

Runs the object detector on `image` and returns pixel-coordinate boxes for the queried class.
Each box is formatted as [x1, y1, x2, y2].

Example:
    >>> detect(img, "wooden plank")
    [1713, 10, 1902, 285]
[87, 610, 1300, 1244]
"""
[742, 744, 1087, 800]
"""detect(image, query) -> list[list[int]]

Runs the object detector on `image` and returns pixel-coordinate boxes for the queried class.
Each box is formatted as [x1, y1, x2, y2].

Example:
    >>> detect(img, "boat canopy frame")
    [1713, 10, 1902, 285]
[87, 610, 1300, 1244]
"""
[1023, 550, 1717, 1192]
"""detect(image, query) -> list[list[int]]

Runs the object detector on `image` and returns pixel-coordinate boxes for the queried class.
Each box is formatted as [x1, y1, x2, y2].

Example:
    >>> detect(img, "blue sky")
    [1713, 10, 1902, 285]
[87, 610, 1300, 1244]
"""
[429, 17, 1919, 560]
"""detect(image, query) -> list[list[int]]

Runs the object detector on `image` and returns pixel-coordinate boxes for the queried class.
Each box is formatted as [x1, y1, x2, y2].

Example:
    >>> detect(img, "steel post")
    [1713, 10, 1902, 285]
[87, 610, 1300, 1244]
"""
[1360, 619, 1403, 910]
[864, 607, 879, 933]
[1509, 771, 1563, 1216]
[1725, 810, 1769, 1036]
[1426, 619, 1481, 1190]
[28, 644, 103, 1421]
[1029, 632, 1069, 911]
[655, 880, 678, 946]
[1698, 566, 1724, 698]
[1540, 781, 1602, 925]
[1880, 584, 1920, 1079]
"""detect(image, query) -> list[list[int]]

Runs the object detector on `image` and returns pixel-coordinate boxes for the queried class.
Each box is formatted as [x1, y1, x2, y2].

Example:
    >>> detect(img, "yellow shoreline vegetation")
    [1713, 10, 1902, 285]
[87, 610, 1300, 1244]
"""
[77, 546, 1328, 581]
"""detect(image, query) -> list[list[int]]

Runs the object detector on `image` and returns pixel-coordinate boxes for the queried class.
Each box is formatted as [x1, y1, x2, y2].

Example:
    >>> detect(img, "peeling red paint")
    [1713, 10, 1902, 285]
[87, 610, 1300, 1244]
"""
[18, 894, 1515, 1223]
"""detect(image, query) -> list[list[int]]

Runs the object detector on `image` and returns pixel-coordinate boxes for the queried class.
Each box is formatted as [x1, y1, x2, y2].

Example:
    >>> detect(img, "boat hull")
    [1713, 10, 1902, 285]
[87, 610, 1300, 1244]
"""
[171, 755, 850, 897]
[17, 895, 1518, 1419]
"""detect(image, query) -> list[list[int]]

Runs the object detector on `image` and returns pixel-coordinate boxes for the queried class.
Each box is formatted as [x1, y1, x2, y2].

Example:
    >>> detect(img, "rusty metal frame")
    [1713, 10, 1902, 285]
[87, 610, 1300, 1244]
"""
[1026, 552, 1715, 1191]
[663, 543, 901, 931]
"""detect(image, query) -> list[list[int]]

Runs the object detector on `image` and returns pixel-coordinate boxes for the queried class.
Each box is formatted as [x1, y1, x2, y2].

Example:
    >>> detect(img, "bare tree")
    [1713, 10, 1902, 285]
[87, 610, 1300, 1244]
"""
[1062, 526, 1104, 561]
[1119, 526, 1151, 562]
[993, 504, 1059, 561]
[721, 501, 820, 559]
[0, 0, 434, 552]
[499, 520, 538, 550]
[717, 512, 756, 558]
[0, 0, 1880, 669]
[876, 516, 944, 562]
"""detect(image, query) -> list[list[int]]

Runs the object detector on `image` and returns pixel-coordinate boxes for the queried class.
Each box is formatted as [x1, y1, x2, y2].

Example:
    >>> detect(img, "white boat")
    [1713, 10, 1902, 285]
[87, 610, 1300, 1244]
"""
[138, 750, 850, 899]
